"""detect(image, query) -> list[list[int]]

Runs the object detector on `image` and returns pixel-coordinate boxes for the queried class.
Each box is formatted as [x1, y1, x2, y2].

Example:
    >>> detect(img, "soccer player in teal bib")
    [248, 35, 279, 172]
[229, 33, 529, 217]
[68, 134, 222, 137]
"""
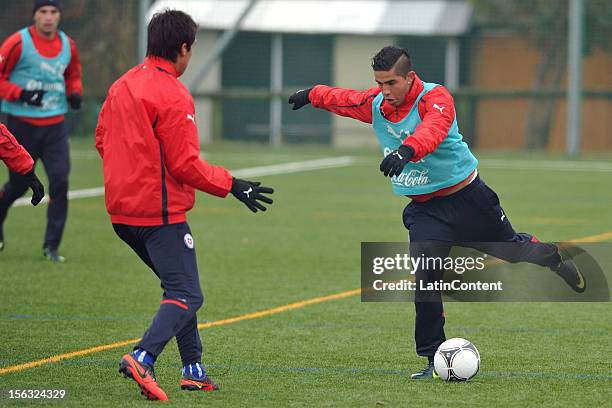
[0, 0, 82, 262]
[289, 46, 586, 380]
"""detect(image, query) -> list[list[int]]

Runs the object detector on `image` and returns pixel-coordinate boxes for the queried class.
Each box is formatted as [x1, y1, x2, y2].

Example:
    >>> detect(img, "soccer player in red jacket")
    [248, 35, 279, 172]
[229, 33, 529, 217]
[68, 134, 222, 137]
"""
[289, 46, 584, 380]
[95, 10, 273, 401]
[0, 123, 45, 237]
[0, 0, 83, 262]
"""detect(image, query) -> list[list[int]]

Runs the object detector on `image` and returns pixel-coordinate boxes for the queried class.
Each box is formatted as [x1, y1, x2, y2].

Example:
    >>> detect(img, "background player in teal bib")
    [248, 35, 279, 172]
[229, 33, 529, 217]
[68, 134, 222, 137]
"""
[289, 46, 585, 380]
[0, 0, 82, 262]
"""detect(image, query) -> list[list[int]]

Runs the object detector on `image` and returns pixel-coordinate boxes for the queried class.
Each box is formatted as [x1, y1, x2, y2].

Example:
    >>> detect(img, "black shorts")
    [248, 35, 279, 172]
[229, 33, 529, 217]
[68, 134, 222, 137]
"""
[403, 175, 516, 243]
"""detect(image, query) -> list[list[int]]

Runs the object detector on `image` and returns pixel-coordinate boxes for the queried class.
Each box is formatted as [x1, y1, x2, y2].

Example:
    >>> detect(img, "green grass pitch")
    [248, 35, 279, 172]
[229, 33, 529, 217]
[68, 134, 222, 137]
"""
[0, 139, 610, 407]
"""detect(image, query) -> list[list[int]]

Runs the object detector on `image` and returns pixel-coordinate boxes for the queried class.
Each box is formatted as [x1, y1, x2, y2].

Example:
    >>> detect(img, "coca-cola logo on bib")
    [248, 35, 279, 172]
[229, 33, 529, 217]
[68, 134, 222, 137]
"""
[393, 169, 430, 187]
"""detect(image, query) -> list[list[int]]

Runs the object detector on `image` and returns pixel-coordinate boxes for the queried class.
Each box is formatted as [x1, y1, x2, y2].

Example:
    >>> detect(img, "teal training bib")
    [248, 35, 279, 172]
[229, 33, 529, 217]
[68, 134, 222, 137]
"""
[1, 28, 71, 118]
[372, 82, 477, 196]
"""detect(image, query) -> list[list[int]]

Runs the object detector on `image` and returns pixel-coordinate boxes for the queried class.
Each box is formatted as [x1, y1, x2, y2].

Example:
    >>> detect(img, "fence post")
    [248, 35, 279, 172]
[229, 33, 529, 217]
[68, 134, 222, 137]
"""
[270, 33, 283, 146]
[138, 0, 150, 63]
[566, 0, 584, 156]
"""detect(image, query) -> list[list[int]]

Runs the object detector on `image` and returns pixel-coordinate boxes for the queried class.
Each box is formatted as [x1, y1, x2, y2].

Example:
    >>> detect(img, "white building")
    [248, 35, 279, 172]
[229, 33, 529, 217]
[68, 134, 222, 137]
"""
[149, 0, 473, 146]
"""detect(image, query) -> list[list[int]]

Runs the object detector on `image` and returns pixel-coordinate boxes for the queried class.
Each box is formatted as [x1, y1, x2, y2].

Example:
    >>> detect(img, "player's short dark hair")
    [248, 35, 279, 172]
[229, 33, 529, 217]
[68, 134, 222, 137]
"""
[371, 46, 412, 76]
[146, 9, 198, 62]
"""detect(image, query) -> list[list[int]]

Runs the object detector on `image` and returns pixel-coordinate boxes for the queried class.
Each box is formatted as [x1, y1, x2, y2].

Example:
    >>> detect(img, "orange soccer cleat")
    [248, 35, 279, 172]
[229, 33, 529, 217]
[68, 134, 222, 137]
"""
[180, 374, 219, 391]
[118, 353, 168, 401]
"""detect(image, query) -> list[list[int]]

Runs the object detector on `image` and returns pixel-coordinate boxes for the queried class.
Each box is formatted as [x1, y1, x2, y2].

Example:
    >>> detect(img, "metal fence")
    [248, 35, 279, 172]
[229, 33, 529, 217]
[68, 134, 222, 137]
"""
[1, 0, 611, 151]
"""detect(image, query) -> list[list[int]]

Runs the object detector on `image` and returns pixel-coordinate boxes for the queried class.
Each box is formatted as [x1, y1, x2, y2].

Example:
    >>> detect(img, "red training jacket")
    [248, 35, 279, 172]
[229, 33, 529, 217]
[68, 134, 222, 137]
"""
[309, 74, 456, 161]
[0, 26, 82, 126]
[0, 122, 34, 174]
[309, 74, 473, 201]
[95, 56, 233, 226]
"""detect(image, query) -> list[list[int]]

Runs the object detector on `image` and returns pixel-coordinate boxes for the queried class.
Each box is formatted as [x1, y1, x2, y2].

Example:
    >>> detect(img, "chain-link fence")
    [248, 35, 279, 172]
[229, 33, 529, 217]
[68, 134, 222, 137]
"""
[1, 0, 610, 151]
[185, 0, 611, 151]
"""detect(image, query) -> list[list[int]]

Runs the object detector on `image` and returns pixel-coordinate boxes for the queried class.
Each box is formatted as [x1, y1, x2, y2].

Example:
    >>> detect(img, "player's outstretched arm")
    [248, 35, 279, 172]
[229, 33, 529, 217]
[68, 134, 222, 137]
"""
[288, 85, 379, 124]
[155, 99, 233, 197]
[288, 88, 313, 110]
[230, 178, 274, 213]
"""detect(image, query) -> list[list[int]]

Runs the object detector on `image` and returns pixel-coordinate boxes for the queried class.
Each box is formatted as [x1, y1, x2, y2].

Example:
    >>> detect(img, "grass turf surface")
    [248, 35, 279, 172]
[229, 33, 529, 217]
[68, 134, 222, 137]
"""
[0, 139, 610, 407]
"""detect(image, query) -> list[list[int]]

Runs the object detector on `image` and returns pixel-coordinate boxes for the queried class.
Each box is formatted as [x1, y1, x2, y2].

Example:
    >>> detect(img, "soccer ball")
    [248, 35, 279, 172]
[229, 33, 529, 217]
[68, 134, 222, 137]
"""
[434, 338, 480, 381]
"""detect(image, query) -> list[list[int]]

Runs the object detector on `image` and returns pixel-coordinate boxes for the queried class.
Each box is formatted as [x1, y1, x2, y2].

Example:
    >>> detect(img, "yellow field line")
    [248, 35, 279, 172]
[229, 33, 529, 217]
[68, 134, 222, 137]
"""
[0, 289, 360, 376]
[570, 231, 612, 243]
[0, 338, 140, 375]
[197, 289, 361, 330]
[1, 230, 610, 376]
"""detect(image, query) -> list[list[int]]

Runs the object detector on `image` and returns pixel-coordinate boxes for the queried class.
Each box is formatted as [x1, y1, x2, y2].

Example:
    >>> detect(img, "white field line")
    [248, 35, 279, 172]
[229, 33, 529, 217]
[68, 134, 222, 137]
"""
[71, 149, 612, 172]
[13, 156, 356, 207]
[478, 159, 612, 172]
[13, 155, 610, 207]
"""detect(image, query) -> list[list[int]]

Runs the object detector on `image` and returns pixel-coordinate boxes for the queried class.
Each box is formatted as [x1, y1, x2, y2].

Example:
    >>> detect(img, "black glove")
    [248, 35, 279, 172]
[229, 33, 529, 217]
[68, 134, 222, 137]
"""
[67, 93, 82, 110]
[379, 145, 414, 178]
[19, 90, 46, 107]
[23, 171, 45, 206]
[288, 87, 313, 110]
[231, 178, 274, 213]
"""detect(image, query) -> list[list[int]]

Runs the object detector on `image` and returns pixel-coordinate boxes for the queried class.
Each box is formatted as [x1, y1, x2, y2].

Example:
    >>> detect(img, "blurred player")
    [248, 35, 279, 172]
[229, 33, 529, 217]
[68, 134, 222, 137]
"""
[0, 122, 44, 222]
[0, 0, 83, 262]
[96, 9, 274, 401]
[289, 46, 585, 380]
